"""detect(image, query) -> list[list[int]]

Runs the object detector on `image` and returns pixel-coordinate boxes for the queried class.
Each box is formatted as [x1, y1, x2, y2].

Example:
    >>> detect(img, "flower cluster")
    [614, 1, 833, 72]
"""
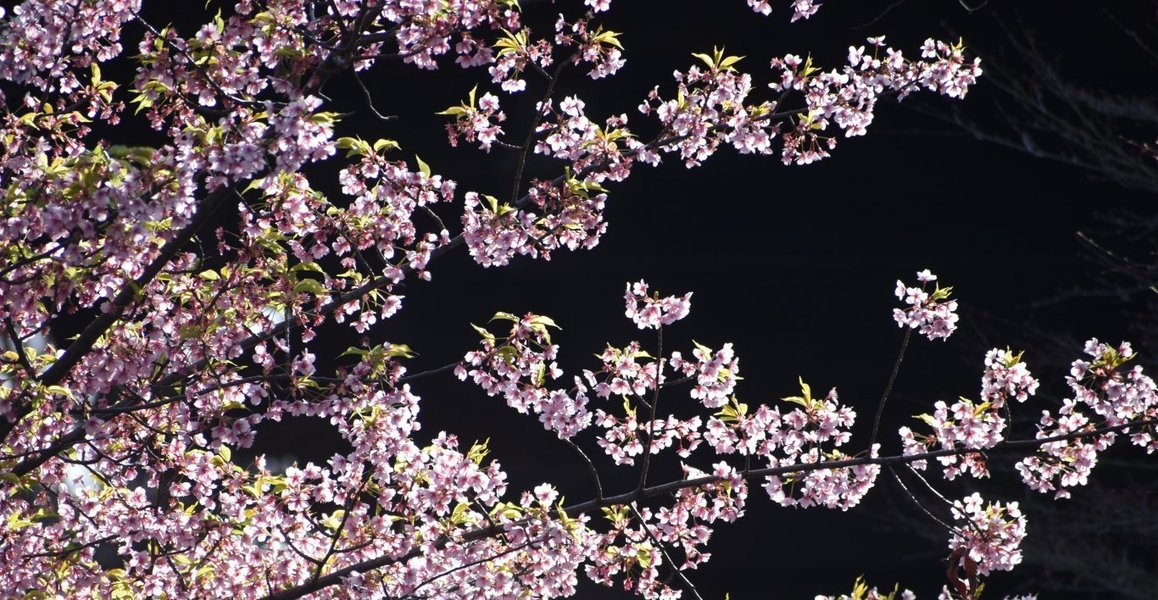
[555, 13, 626, 80]
[535, 97, 642, 182]
[624, 280, 693, 330]
[893, 269, 959, 341]
[461, 175, 610, 268]
[441, 86, 507, 151]
[746, 0, 821, 22]
[457, 312, 592, 439]
[7, 1, 1139, 599]
[582, 334, 704, 465]
[389, 0, 523, 71]
[948, 493, 1027, 575]
[771, 37, 981, 164]
[1016, 339, 1158, 498]
[761, 383, 879, 510]
[448, 30, 982, 273]
[982, 348, 1041, 405]
[698, 378, 879, 510]
[588, 464, 746, 600]
[900, 397, 1003, 479]
[899, 349, 1039, 479]
[0, 0, 140, 98]
[670, 341, 741, 408]
[816, 577, 917, 600]
[595, 406, 702, 466]
[641, 48, 765, 167]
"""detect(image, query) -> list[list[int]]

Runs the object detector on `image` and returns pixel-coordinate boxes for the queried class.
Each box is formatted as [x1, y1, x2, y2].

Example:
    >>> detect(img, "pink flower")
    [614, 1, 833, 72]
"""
[893, 269, 959, 341]
[624, 280, 693, 330]
[948, 493, 1027, 575]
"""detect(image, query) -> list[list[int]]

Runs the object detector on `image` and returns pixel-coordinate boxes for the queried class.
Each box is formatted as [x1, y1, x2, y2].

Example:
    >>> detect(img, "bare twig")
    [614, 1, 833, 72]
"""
[870, 328, 911, 449]
[628, 504, 706, 600]
[637, 328, 664, 492]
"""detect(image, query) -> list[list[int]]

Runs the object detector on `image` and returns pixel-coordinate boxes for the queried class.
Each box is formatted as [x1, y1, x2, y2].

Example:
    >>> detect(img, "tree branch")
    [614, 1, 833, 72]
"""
[258, 417, 1154, 600]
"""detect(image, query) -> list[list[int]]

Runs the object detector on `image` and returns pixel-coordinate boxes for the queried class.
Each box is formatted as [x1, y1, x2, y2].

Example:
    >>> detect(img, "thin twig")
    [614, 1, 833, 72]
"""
[403, 533, 543, 598]
[352, 70, 398, 122]
[2, 318, 38, 381]
[887, 465, 954, 532]
[509, 58, 571, 206]
[870, 328, 911, 449]
[627, 505, 706, 600]
[397, 361, 460, 383]
[852, 0, 911, 30]
[313, 471, 372, 583]
[637, 328, 664, 492]
[562, 437, 603, 500]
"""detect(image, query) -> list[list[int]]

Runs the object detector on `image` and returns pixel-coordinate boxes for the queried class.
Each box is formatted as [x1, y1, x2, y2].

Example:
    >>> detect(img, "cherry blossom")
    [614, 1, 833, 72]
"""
[0, 1, 1148, 599]
[948, 493, 1027, 575]
[893, 269, 959, 340]
[899, 348, 1040, 479]
[1016, 339, 1158, 498]
[625, 280, 693, 330]
[816, 578, 917, 600]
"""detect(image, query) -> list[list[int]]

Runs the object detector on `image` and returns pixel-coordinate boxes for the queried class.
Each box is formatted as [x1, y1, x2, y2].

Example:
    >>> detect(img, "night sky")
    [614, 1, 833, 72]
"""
[138, 1, 1156, 598]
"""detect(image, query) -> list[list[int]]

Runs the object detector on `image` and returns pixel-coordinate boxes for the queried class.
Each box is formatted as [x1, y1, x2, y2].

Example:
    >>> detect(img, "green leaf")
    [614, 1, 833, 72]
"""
[292, 279, 328, 296]
[336, 136, 372, 158]
[290, 261, 325, 275]
[384, 343, 416, 358]
[415, 154, 431, 178]
[44, 385, 75, 400]
[490, 501, 523, 520]
[930, 285, 953, 301]
[782, 376, 813, 407]
[198, 269, 220, 281]
[591, 28, 623, 50]
[533, 363, 546, 386]
[373, 138, 400, 153]
[635, 543, 653, 568]
[719, 54, 745, 69]
[450, 502, 477, 526]
[467, 439, 490, 464]
[691, 340, 713, 356]
[714, 397, 748, 422]
[470, 323, 496, 344]
[435, 106, 469, 117]
[310, 111, 342, 125]
[529, 315, 560, 330]
[692, 52, 715, 68]
[494, 345, 518, 363]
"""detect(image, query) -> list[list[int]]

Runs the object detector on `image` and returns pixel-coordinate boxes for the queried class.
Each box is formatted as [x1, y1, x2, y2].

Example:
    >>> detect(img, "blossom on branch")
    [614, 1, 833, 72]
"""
[948, 493, 1027, 575]
[900, 348, 1039, 479]
[1016, 339, 1158, 498]
[0, 0, 1147, 598]
[624, 280, 693, 330]
[893, 269, 959, 341]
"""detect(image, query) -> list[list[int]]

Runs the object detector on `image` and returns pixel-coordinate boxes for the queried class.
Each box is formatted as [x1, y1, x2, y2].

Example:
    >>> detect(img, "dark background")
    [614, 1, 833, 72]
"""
[135, 0, 1156, 597]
